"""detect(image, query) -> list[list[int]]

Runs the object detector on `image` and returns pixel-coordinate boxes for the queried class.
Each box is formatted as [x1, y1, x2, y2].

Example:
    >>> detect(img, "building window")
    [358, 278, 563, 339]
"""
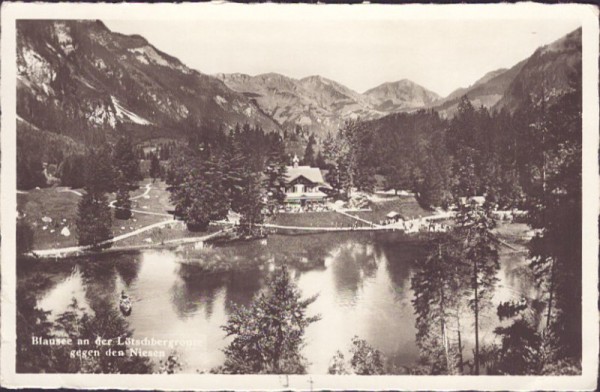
[295, 184, 304, 193]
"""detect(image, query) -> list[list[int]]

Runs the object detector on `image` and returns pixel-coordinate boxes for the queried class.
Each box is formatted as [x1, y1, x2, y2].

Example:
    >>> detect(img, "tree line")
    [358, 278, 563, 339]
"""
[165, 123, 288, 236]
[17, 136, 144, 254]
[318, 79, 578, 211]
[410, 84, 582, 374]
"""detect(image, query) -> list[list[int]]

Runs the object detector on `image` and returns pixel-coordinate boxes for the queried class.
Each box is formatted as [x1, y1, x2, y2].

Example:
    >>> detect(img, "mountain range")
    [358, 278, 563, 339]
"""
[17, 20, 280, 152]
[16, 20, 581, 155]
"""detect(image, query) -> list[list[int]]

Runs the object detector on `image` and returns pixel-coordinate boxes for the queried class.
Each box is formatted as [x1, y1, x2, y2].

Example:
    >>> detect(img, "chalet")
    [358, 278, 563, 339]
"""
[284, 155, 330, 206]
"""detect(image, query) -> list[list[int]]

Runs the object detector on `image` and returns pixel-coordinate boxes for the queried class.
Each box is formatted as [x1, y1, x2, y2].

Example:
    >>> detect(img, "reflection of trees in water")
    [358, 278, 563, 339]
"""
[268, 233, 365, 268]
[171, 269, 225, 319]
[17, 257, 75, 301]
[78, 256, 119, 311]
[501, 253, 539, 299]
[223, 269, 265, 313]
[114, 255, 143, 287]
[377, 242, 427, 296]
[17, 258, 153, 373]
[171, 267, 266, 319]
[329, 241, 379, 301]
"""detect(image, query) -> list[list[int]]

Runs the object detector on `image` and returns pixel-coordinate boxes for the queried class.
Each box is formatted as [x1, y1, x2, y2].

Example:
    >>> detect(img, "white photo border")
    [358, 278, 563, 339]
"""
[1, 2, 598, 390]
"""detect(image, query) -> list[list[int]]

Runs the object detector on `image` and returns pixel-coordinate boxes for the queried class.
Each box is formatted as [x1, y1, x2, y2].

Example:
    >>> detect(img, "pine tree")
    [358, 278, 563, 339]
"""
[76, 188, 113, 249]
[302, 134, 316, 166]
[113, 136, 142, 189]
[219, 266, 320, 374]
[526, 84, 582, 360]
[17, 155, 46, 190]
[85, 145, 115, 194]
[114, 175, 132, 220]
[453, 202, 500, 374]
[412, 234, 468, 374]
[169, 153, 230, 232]
[58, 154, 87, 189]
[263, 137, 288, 210]
[315, 151, 327, 169]
[149, 153, 161, 182]
[236, 167, 266, 236]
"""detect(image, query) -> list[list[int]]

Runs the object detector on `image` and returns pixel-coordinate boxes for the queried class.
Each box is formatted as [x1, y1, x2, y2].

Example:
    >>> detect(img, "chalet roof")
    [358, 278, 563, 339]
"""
[285, 165, 326, 185]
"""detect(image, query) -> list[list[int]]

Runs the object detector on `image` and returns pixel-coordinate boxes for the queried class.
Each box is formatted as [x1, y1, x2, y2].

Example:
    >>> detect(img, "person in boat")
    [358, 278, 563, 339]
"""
[120, 290, 132, 314]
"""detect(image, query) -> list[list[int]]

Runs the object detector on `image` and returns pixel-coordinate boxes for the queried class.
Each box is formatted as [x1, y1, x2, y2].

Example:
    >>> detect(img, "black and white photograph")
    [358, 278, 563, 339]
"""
[1, 2, 598, 390]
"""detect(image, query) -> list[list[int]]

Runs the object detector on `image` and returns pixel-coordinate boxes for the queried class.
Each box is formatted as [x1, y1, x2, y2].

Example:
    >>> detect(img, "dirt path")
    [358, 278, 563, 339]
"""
[30, 219, 178, 257]
[59, 189, 83, 196]
[110, 183, 173, 218]
[334, 209, 382, 227]
[30, 227, 231, 259]
[29, 182, 178, 257]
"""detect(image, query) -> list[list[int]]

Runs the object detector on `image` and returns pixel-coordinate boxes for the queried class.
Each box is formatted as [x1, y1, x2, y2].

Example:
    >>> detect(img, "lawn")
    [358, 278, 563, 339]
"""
[18, 187, 82, 249]
[269, 211, 369, 228]
[355, 195, 434, 224]
[18, 179, 178, 250]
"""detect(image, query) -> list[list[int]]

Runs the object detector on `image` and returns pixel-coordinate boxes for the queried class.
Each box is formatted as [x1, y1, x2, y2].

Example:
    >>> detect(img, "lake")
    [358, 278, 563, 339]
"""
[25, 230, 535, 374]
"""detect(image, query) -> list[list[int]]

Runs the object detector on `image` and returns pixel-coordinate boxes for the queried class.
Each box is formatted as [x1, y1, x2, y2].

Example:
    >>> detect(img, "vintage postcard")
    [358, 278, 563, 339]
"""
[1, 2, 598, 390]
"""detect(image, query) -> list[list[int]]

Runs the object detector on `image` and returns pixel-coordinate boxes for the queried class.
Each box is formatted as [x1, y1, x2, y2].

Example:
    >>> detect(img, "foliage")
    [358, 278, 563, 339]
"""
[52, 299, 154, 373]
[149, 153, 161, 180]
[453, 202, 499, 374]
[17, 219, 34, 255]
[17, 153, 47, 190]
[58, 153, 87, 188]
[167, 123, 288, 233]
[411, 234, 467, 374]
[114, 175, 132, 220]
[328, 336, 385, 375]
[348, 336, 386, 375]
[76, 189, 113, 248]
[17, 274, 66, 373]
[526, 85, 582, 360]
[156, 352, 183, 374]
[219, 265, 320, 374]
[327, 350, 350, 374]
[302, 133, 316, 166]
[169, 152, 231, 231]
[263, 136, 288, 209]
[235, 167, 266, 236]
[16, 276, 153, 373]
[85, 144, 116, 193]
[113, 136, 142, 189]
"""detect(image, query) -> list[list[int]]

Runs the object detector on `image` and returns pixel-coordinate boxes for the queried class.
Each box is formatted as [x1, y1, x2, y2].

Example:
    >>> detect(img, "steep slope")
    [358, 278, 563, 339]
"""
[363, 79, 441, 112]
[216, 72, 385, 137]
[17, 19, 280, 156]
[494, 27, 582, 113]
[433, 61, 526, 117]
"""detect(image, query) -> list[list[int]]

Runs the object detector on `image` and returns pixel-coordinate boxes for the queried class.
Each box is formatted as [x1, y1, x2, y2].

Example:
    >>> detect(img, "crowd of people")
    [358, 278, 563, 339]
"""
[379, 217, 450, 233]
[279, 203, 331, 214]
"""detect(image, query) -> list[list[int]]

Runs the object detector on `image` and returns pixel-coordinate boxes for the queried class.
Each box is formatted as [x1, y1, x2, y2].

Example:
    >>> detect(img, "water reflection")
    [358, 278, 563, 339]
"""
[25, 232, 531, 374]
[171, 274, 225, 319]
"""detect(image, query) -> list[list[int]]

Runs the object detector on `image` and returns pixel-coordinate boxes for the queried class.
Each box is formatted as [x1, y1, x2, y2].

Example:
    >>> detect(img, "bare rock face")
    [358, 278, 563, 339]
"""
[216, 72, 441, 137]
[494, 28, 581, 113]
[363, 79, 441, 112]
[17, 19, 281, 153]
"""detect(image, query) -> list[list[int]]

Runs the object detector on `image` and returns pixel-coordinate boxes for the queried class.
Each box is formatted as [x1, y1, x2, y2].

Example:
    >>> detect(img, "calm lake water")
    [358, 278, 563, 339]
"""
[27, 231, 536, 373]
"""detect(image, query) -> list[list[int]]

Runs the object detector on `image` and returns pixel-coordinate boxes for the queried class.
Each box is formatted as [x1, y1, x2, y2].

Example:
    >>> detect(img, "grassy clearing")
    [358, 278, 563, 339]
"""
[111, 221, 220, 247]
[18, 188, 82, 248]
[19, 179, 177, 250]
[269, 211, 369, 228]
[356, 196, 434, 224]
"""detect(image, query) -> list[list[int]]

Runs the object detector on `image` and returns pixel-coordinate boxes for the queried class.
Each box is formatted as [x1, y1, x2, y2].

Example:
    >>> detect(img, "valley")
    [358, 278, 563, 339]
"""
[14, 18, 583, 378]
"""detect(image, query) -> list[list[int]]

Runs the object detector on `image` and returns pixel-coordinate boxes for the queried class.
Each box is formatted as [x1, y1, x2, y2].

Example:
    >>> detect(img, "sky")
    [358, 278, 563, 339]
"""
[104, 17, 581, 97]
